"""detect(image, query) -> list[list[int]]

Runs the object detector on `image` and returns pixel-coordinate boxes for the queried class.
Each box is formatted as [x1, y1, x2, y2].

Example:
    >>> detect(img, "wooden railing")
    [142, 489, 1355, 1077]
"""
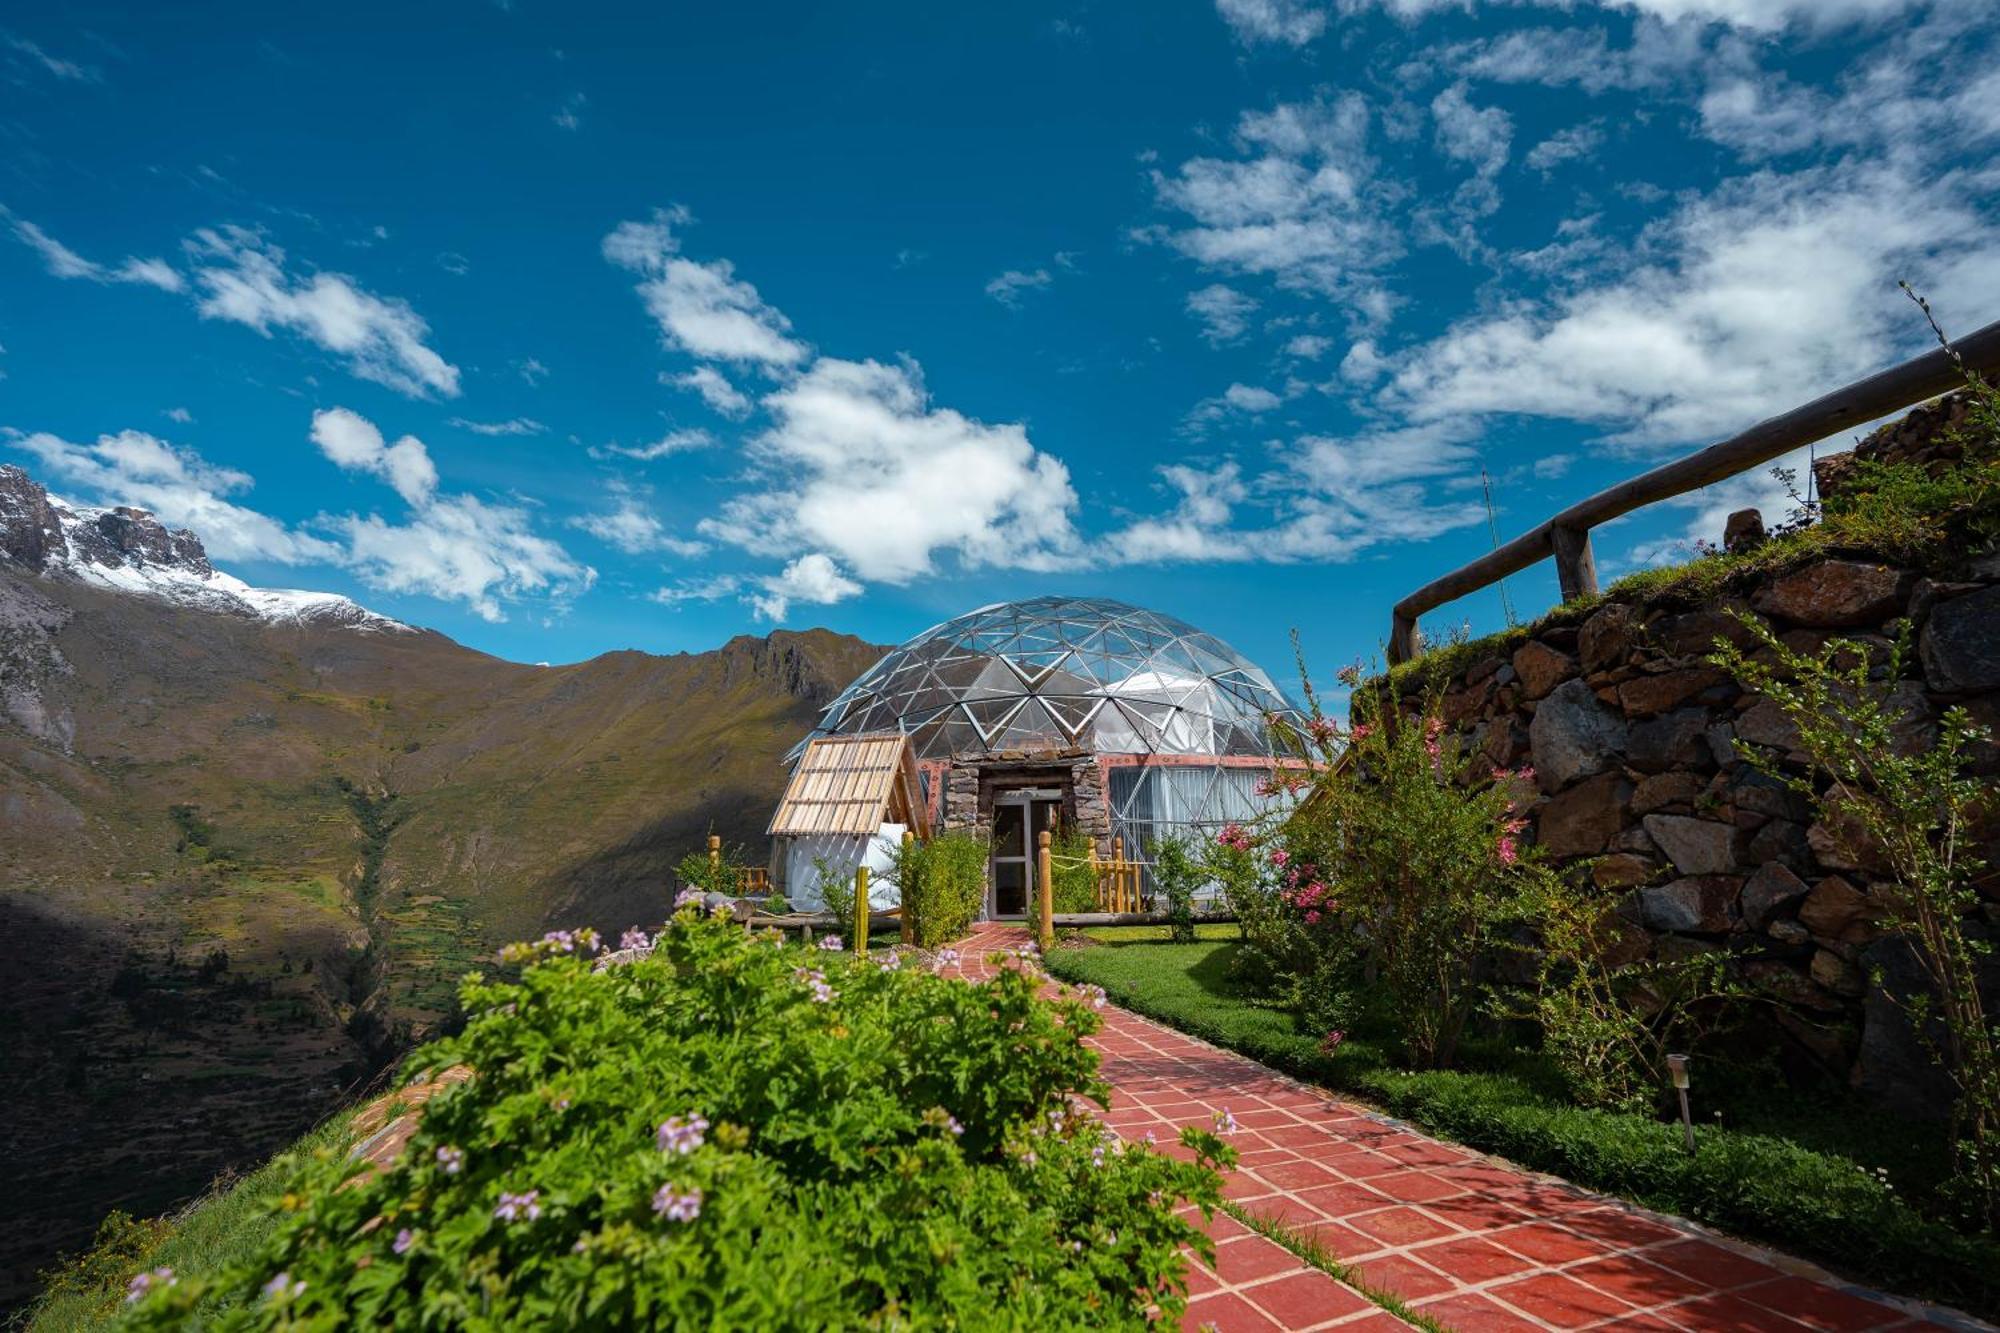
[1386, 318, 2000, 664]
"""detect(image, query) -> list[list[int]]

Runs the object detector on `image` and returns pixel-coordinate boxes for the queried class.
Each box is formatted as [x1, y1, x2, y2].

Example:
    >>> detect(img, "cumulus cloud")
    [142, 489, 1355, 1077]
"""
[708, 356, 1081, 584]
[1101, 463, 1254, 563]
[668, 365, 753, 418]
[5, 212, 185, 292]
[602, 209, 807, 368]
[1186, 284, 1259, 345]
[185, 227, 460, 398]
[1377, 161, 2000, 450]
[1214, 0, 1327, 46]
[1431, 83, 1514, 178]
[8, 427, 335, 564]
[332, 495, 592, 623]
[750, 552, 864, 622]
[311, 406, 438, 505]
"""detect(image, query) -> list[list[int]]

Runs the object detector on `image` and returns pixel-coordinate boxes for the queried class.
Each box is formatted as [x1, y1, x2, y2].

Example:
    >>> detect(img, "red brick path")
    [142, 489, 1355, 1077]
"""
[945, 924, 1983, 1333]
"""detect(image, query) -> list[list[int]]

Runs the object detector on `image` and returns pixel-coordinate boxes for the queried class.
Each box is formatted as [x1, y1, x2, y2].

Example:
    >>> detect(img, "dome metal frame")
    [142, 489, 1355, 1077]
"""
[796, 595, 1299, 764]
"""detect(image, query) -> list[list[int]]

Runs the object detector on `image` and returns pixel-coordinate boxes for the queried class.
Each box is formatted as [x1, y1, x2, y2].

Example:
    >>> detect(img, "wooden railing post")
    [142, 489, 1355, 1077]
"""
[1036, 829, 1053, 952]
[708, 834, 721, 874]
[1388, 613, 1418, 666]
[1111, 836, 1125, 914]
[854, 865, 869, 957]
[1551, 525, 1599, 602]
[901, 831, 915, 945]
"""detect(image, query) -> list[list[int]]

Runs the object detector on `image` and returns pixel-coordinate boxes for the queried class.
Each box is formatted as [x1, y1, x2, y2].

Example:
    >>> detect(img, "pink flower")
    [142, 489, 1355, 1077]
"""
[1269, 849, 1290, 868]
[1214, 824, 1251, 852]
[1351, 724, 1374, 742]
[1304, 909, 1322, 925]
[1497, 836, 1518, 866]
[1336, 664, 1362, 687]
[1319, 1030, 1345, 1054]
[1308, 716, 1338, 743]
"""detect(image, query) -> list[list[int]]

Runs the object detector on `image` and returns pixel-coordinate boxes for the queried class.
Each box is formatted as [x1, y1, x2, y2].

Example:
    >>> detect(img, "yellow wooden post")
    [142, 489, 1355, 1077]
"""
[708, 834, 721, 874]
[1112, 837, 1125, 914]
[1036, 829, 1054, 952]
[854, 865, 870, 957]
[901, 830, 916, 945]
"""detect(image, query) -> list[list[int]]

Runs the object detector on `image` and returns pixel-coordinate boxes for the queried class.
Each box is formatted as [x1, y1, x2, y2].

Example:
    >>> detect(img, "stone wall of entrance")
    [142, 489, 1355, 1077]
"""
[1389, 395, 2000, 1103]
[940, 750, 1115, 852]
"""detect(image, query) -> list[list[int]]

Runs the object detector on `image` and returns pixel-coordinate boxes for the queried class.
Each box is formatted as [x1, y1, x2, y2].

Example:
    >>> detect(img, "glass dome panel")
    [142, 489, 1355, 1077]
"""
[795, 595, 1300, 762]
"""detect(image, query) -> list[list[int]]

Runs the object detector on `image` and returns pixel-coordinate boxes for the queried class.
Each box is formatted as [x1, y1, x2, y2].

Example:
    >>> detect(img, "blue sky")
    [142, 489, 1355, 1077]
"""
[3, 0, 1997, 688]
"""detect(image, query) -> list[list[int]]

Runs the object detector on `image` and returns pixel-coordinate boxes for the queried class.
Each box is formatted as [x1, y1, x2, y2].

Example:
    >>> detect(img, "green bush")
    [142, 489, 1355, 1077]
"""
[121, 909, 1230, 1329]
[673, 838, 753, 900]
[1148, 836, 1203, 944]
[889, 832, 987, 949]
[810, 854, 858, 940]
[1045, 939, 2000, 1318]
[1051, 827, 1100, 915]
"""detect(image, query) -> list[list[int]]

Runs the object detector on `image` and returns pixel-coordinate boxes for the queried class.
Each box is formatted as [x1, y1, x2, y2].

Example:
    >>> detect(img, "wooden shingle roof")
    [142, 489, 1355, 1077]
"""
[767, 732, 931, 839]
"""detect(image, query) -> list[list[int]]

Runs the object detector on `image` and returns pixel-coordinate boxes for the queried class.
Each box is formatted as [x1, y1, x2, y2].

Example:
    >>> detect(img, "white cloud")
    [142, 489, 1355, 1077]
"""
[567, 489, 707, 557]
[1431, 83, 1513, 178]
[1147, 93, 1401, 319]
[333, 495, 592, 623]
[1358, 0, 1924, 31]
[164, 407, 194, 424]
[186, 226, 461, 398]
[709, 356, 1081, 584]
[1377, 161, 2000, 450]
[668, 365, 752, 418]
[8, 427, 335, 564]
[1524, 121, 1605, 173]
[6, 213, 185, 291]
[1284, 333, 1334, 358]
[985, 268, 1053, 307]
[1186, 284, 1259, 345]
[311, 406, 438, 505]
[650, 573, 742, 606]
[1102, 463, 1254, 563]
[602, 209, 808, 368]
[553, 92, 585, 131]
[5, 34, 99, 82]
[1214, 0, 1327, 46]
[516, 357, 549, 385]
[750, 552, 864, 622]
[589, 428, 714, 461]
[446, 416, 546, 437]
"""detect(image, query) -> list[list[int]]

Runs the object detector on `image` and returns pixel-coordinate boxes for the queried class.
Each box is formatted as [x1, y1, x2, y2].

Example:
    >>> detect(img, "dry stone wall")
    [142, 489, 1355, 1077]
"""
[1393, 402, 2000, 1104]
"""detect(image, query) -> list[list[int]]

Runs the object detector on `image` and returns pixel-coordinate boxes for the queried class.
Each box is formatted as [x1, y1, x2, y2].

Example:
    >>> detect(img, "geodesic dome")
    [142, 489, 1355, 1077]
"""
[799, 596, 1298, 762]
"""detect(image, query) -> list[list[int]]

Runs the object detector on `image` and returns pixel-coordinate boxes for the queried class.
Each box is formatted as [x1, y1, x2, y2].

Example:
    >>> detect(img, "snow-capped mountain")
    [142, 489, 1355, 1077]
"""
[0, 463, 410, 633]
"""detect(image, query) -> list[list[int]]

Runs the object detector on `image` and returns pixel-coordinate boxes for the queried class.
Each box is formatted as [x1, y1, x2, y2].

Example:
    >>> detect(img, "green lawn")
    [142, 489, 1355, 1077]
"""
[1046, 936, 2000, 1320]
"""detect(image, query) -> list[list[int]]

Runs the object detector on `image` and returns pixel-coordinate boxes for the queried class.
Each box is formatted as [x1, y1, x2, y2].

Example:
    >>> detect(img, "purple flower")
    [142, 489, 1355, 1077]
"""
[809, 977, 837, 1004]
[392, 1228, 415, 1256]
[932, 947, 959, 971]
[261, 1272, 305, 1302]
[494, 1189, 542, 1223]
[619, 927, 651, 951]
[674, 887, 704, 909]
[655, 1113, 710, 1156]
[435, 1145, 465, 1175]
[125, 1267, 175, 1304]
[1142, 1130, 1158, 1146]
[652, 1183, 703, 1222]
[878, 952, 901, 971]
[1212, 1108, 1240, 1135]
[1079, 984, 1107, 1009]
[946, 1115, 964, 1137]
[817, 935, 844, 951]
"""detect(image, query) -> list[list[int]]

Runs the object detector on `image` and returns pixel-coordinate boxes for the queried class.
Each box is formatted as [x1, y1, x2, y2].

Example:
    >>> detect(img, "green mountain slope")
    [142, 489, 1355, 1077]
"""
[0, 564, 881, 1309]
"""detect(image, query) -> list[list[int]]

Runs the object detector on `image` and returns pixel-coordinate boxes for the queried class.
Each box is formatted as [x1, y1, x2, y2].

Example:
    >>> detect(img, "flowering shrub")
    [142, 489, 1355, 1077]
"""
[120, 906, 1227, 1328]
[1264, 665, 1538, 1069]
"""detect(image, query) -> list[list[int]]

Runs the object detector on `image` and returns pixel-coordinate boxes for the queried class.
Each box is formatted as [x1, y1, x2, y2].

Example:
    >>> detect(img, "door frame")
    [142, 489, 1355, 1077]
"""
[988, 786, 1064, 919]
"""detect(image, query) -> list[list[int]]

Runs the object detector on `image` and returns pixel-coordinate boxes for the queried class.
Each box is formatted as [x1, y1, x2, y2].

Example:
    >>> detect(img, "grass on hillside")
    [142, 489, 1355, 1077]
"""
[1045, 936, 2000, 1320]
[28, 1115, 356, 1333]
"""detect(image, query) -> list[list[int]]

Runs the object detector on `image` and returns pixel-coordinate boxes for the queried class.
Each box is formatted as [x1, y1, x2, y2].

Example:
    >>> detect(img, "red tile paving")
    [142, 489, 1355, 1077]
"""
[943, 924, 1989, 1332]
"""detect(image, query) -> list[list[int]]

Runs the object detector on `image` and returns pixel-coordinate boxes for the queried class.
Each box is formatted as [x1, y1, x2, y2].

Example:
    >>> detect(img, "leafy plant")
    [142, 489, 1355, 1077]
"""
[887, 831, 988, 949]
[810, 854, 858, 941]
[1050, 826, 1100, 915]
[121, 907, 1231, 1329]
[1272, 661, 1535, 1069]
[1713, 616, 2000, 1227]
[1499, 872, 1740, 1113]
[673, 836, 752, 901]
[1149, 836, 1203, 945]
